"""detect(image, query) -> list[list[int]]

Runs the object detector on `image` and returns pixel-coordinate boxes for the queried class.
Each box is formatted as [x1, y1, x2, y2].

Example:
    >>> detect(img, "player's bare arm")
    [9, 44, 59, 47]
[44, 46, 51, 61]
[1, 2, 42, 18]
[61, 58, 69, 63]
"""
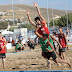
[34, 2, 45, 21]
[46, 41, 54, 52]
[51, 35, 62, 48]
[27, 10, 36, 27]
[35, 27, 42, 38]
[64, 33, 69, 50]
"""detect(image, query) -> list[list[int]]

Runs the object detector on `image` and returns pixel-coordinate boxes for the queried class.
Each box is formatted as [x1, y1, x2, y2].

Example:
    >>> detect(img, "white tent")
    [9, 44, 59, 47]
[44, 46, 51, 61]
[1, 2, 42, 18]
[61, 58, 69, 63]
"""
[2, 30, 13, 35]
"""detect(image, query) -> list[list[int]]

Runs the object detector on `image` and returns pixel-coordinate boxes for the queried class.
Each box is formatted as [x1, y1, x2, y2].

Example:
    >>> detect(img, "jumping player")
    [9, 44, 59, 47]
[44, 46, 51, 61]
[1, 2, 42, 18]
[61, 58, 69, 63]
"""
[27, 2, 50, 37]
[35, 27, 71, 68]
[0, 32, 7, 68]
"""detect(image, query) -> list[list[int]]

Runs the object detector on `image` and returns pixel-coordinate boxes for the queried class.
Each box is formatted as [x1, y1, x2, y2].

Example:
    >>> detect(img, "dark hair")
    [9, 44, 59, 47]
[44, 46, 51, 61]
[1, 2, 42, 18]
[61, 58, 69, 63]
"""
[53, 32, 56, 35]
[43, 34, 48, 38]
[3, 36, 5, 37]
[34, 17, 40, 21]
[59, 26, 62, 29]
[17, 41, 19, 43]
[0, 32, 1, 33]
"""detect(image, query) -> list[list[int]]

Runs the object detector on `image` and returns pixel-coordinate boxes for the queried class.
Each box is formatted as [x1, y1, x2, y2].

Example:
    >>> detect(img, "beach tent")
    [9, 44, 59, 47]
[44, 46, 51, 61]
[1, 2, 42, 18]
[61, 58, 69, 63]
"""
[2, 30, 13, 35]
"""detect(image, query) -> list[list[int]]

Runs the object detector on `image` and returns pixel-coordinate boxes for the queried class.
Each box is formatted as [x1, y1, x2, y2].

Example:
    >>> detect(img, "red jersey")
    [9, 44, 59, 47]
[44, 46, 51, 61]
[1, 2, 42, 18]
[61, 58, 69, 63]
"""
[59, 33, 66, 48]
[38, 28, 43, 36]
[38, 20, 50, 37]
[0, 39, 6, 54]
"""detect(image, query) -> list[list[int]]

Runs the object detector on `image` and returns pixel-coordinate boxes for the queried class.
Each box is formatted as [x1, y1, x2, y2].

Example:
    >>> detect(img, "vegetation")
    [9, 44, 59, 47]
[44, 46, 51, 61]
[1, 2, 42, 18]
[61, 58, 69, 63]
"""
[18, 23, 36, 30]
[1, 13, 72, 30]
[0, 21, 8, 29]
[50, 13, 72, 27]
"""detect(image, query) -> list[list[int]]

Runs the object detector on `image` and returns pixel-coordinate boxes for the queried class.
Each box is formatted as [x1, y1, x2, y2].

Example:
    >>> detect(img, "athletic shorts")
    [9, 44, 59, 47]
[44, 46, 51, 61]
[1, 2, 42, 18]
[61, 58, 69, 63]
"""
[30, 46, 35, 49]
[59, 47, 66, 52]
[43, 51, 57, 60]
[0, 53, 6, 58]
[16, 47, 21, 50]
[17, 48, 21, 50]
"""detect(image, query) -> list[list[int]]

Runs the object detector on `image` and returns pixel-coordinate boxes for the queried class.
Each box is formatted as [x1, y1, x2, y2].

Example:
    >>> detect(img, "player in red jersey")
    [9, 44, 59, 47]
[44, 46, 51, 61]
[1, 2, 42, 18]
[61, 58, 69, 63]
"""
[56, 27, 68, 60]
[0, 32, 7, 68]
[27, 2, 50, 36]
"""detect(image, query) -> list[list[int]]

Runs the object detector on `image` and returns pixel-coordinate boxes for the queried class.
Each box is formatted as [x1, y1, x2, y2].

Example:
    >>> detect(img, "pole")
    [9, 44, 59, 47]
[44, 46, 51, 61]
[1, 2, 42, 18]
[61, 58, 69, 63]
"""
[66, 0, 68, 29]
[12, 0, 15, 33]
[47, 0, 49, 30]
[51, 0, 54, 29]
[37, 0, 39, 6]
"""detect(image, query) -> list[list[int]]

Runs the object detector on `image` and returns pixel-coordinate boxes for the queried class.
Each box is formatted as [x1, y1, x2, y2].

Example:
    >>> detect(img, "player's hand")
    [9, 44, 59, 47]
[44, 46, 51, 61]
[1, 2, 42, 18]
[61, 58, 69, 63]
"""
[27, 10, 30, 15]
[67, 46, 69, 51]
[60, 45, 62, 49]
[34, 2, 38, 7]
[46, 48, 50, 52]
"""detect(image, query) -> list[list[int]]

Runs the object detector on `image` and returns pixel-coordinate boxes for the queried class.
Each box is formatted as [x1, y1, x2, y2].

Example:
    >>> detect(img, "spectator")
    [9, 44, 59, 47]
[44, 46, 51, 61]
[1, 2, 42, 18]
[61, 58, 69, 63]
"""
[9, 36, 12, 43]
[22, 38, 26, 45]
[19, 41, 24, 51]
[69, 30, 72, 37]
[34, 37, 39, 45]
[27, 38, 35, 50]
[19, 34, 22, 41]
[15, 41, 21, 52]
[66, 28, 69, 37]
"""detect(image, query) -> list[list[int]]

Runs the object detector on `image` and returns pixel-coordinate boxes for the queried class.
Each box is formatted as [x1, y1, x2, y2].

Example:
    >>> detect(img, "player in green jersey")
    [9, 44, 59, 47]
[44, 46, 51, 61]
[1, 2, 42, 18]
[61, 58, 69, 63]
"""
[34, 27, 71, 68]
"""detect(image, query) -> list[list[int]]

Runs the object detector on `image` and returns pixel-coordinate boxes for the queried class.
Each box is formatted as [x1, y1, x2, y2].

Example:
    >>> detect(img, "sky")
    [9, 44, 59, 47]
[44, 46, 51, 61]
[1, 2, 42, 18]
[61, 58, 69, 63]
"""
[0, 0, 72, 10]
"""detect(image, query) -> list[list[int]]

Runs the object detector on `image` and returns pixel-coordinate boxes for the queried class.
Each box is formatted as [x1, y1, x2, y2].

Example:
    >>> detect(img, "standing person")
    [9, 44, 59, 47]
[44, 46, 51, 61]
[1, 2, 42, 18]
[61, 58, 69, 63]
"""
[19, 34, 22, 41]
[52, 32, 59, 56]
[2, 36, 7, 52]
[35, 27, 71, 68]
[56, 27, 69, 60]
[34, 37, 39, 45]
[9, 36, 12, 43]
[27, 38, 35, 50]
[0, 32, 7, 68]
[2, 36, 6, 43]
[66, 28, 69, 37]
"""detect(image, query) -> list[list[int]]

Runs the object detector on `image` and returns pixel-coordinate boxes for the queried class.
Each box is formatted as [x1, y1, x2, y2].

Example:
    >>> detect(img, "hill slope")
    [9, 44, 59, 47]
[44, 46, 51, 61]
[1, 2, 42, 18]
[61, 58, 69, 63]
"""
[0, 4, 72, 22]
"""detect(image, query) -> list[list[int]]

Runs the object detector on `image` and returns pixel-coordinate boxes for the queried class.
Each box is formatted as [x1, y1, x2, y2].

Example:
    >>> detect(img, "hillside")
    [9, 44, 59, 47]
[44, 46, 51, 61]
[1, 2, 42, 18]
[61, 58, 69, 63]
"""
[0, 4, 72, 23]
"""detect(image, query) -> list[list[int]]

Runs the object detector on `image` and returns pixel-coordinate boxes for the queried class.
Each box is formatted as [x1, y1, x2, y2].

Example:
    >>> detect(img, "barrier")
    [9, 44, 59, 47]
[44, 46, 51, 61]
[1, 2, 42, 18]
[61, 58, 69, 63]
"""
[6, 43, 12, 49]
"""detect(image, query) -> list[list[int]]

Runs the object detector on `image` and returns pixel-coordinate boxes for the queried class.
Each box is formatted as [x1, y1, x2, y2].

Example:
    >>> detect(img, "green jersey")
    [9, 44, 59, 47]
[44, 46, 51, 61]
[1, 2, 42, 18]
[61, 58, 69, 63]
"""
[21, 43, 23, 46]
[39, 35, 54, 52]
[16, 44, 20, 49]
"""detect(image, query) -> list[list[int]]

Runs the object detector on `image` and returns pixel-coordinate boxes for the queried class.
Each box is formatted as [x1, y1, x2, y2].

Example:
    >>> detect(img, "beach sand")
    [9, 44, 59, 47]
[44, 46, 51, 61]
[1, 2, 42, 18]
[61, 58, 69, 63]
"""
[0, 45, 72, 71]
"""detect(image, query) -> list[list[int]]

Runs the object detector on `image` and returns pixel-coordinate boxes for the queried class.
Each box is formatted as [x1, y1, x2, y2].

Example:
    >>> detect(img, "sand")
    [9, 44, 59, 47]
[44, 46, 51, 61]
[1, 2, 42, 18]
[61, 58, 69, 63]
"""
[0, 45, 72, 71]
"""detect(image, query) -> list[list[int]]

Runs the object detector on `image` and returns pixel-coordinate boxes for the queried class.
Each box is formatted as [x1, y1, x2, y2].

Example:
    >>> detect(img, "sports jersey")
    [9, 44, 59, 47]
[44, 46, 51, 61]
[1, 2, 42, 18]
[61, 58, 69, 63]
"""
[39, 35, 54, 52]
[38, 20, 50, 39]
[0, 39, 6, 54]
[59, 33, 66, 48]
[16, 44, 20, 49]
[21, 43, 23, 46]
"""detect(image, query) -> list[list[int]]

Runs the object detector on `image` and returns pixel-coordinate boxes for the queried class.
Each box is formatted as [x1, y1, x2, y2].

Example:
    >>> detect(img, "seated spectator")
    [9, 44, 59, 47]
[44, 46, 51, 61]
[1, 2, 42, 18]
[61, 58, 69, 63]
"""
[19, 41, 24, 51]
[15, 41, 21, 52]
